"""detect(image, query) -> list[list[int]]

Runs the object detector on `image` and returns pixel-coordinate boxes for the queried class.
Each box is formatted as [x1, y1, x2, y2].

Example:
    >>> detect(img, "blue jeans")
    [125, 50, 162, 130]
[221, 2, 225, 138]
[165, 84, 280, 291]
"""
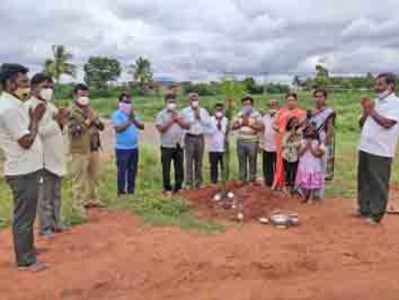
[116, 148, 139, 195]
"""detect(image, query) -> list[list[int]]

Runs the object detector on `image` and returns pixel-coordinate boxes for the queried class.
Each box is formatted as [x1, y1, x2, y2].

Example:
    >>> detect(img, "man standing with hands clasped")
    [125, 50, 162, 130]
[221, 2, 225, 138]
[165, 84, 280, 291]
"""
[156, 94, 189, 195]
[358, 73, 399, 225]
[25, 73, 68, 239]
[68, 84, 105, 219]
[182, 93, 211, 189]
[232, 96, 264, 185]
[0, 64, 47, 272]
[112, 93, 144, 197]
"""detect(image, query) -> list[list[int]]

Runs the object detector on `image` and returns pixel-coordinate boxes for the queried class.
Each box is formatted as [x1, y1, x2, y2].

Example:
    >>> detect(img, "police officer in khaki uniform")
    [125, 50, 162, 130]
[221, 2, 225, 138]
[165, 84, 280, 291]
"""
[68, 84, 104, 219]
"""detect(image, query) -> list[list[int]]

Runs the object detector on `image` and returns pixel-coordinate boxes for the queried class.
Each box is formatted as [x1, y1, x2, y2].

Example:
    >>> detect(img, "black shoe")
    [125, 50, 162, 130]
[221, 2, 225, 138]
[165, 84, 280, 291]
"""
[40, 229, 55, 240]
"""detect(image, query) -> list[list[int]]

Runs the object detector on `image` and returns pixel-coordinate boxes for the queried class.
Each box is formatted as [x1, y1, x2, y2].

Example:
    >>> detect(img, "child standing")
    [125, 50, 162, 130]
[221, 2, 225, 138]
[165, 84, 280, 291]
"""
[295, 122, 326, 203]
[282, 117, 302, 194]
[206, 103, 228, 185]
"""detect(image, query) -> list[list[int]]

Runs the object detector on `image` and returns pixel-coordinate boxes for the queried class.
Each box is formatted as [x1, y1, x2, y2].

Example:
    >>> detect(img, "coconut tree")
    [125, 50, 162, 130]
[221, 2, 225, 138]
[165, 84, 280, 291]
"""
[128, 57, 153, 95]
[44, 45, 76, 83]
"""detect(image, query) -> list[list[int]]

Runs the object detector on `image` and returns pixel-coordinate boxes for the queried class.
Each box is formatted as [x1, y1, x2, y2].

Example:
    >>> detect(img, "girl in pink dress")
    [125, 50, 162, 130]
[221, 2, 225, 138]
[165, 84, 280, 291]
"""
[295, 123, 326, 203]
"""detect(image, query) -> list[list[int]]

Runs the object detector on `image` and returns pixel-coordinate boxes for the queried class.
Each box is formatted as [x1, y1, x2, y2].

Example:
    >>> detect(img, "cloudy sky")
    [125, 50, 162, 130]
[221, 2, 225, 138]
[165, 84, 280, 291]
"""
[2, 0, 399, 82]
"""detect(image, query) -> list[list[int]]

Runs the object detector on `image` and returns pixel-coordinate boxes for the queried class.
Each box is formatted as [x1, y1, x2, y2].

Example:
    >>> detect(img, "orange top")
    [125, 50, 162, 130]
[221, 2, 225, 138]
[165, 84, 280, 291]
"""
[272, 107, 306, 189]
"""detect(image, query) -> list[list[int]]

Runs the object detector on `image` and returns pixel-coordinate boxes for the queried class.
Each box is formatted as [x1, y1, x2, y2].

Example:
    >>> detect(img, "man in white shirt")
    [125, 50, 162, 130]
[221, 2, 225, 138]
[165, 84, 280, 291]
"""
[262, 99, 279, 187]
[358, 73, 399, 225]
[206, 103, 228, 185]
[0, 64, 47, 271]
[181, 93, 212, 188]
[25, 73, 68, 238]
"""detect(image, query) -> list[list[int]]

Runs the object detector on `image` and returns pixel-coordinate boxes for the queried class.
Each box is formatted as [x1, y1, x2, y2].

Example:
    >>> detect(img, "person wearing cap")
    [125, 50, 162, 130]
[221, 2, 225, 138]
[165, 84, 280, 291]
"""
[68, 84, 105, 219]
[181, 93, 211, 189]
[24, 73, 68, 239]
[112, 92, 144, 197]
[155, 94, 189, 195]
[0, 63, 47, 272]
[232, 96, 264, 184]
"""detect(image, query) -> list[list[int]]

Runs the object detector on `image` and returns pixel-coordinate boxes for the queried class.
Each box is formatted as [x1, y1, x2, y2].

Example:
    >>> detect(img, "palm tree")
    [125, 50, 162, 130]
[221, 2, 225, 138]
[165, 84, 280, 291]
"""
[44, 45, 76, 83]
[128, 57, 153, 95]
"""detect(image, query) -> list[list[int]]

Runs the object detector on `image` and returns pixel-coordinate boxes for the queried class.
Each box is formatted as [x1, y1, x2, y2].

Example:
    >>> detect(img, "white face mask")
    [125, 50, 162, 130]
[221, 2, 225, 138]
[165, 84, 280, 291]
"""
[215, 111, 223, 118]
[167, 103, 177, 111]
[191, 100, 199, 108]
[77, 96, 90, 106]
[378, 90, 392, 100]
[40, 88, 53, 102]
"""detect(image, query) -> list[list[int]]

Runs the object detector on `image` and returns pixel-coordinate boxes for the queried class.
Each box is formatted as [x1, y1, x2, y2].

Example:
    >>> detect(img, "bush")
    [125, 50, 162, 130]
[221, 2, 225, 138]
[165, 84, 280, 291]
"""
[182, 83, 219, 96]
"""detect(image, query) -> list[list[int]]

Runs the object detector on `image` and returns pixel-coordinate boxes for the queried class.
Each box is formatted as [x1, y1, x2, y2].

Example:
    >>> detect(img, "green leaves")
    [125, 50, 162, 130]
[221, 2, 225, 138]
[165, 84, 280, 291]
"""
[128, 57, 153, 95]
[43, 45, 76, 83]
[83, 56, 122, 90]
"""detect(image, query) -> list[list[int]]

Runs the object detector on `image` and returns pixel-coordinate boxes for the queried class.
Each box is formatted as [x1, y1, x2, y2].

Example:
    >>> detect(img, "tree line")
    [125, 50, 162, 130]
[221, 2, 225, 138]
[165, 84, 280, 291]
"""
[42, 45, 382, 99]
[44, 45, 153, 97]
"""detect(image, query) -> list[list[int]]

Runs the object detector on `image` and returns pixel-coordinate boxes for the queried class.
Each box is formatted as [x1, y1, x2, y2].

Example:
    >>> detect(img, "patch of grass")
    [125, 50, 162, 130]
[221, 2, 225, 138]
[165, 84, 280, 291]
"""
[95, 144, 224, 233]
[0, 178, 12, 229]
[0, 144, 224, 233]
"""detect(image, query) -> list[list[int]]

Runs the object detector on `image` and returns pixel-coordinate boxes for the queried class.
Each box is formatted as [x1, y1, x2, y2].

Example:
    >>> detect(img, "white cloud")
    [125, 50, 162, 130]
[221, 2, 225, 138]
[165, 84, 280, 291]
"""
[1, 0, 399, 82]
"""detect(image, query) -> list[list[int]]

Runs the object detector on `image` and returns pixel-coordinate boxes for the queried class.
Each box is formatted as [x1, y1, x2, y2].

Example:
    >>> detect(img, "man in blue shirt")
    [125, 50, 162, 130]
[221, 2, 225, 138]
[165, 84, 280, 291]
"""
[112, 93, 144, 196]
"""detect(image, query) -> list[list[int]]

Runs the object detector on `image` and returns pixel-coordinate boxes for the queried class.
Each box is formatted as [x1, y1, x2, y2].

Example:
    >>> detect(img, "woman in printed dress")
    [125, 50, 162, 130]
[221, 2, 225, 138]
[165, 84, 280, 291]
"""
[310, 88, 336, 198]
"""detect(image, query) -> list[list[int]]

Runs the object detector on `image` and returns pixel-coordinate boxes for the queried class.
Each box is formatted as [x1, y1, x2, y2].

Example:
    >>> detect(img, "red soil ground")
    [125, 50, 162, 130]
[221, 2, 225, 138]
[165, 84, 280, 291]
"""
[2, 185, 399, 300]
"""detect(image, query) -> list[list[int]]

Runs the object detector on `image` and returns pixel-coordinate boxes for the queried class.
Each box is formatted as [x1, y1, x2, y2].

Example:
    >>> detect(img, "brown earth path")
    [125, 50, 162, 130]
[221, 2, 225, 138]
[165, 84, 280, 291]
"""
[2, 192, 399, 300]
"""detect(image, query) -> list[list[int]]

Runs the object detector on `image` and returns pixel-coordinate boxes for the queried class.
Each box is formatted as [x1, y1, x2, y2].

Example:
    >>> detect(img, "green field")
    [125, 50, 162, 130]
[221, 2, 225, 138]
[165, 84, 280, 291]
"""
[1, 91, 399, 230]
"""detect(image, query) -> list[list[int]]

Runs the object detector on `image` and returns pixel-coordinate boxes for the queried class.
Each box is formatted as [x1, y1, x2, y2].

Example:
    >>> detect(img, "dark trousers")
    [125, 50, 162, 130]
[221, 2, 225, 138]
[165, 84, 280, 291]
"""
[237, 140, 259, 183]
[357, 151, 392, 222]
[263, 151, 276, 187]
[38, 169, 62, 233]
[116, 148, 139, 195]
[209, 152, 224, 184]
[161, 146, 184, 192]
[283, 159, 298, 188]
[5, 171, 41, 267]
[184, 134, 205, 188]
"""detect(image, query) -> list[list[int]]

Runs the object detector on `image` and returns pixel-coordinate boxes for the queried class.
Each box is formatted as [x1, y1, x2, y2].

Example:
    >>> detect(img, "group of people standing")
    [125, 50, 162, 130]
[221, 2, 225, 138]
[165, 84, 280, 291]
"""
[0, 64, 117, 271]
[1, 61, 399, 273]
[151, 90, 336, 205]
[270, 90, 336, 203]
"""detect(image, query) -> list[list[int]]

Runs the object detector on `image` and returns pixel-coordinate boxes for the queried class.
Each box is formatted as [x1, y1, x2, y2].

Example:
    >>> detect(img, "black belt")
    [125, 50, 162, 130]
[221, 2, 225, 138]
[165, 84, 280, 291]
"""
[186, 133, 204, 138]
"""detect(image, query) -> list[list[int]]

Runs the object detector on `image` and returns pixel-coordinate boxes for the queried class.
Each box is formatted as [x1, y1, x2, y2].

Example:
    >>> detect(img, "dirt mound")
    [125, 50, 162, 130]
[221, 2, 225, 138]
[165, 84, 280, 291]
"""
[183, 182, 304, 222]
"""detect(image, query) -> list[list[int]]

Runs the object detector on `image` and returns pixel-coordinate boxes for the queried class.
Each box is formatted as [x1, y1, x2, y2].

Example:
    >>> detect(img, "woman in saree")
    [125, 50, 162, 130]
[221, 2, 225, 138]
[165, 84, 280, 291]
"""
[272, 92, 306, 191]
[310, 88, 336, 197]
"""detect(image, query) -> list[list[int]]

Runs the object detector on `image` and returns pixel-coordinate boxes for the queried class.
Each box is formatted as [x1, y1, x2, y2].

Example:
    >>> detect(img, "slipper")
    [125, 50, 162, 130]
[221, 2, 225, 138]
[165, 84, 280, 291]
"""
[386, 209, 399, 215]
